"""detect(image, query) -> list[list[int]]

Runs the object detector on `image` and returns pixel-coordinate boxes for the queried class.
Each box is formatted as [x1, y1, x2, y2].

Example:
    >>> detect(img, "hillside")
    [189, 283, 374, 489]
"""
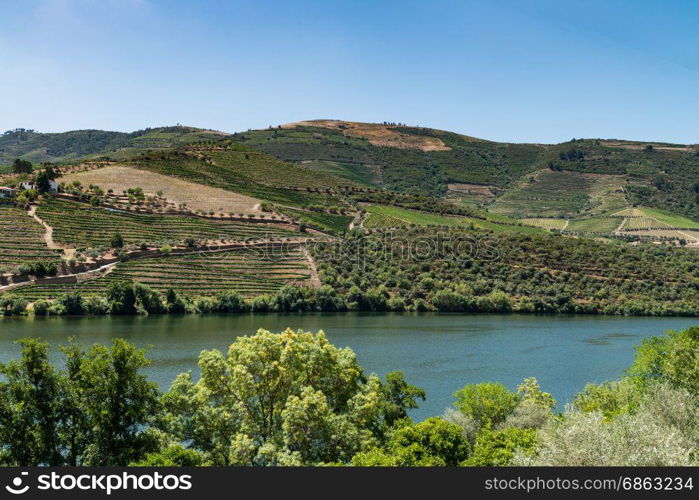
[232, 120, 699, 221]
[0, 119, 697, 317]
[0, 125, 229, 167]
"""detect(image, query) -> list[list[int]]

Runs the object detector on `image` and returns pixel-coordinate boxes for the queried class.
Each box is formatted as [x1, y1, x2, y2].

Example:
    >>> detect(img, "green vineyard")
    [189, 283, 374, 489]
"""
[10, 245, 312, 301]
[364, 204, 471, 228]
[36, 198, 297, 248]
[565, 217, 620, 234]
[0, 206, 60, 269]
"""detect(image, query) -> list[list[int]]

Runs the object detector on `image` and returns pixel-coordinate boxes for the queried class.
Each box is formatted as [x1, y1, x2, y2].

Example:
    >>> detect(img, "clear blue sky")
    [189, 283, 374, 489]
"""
[2, 0, 698, 143]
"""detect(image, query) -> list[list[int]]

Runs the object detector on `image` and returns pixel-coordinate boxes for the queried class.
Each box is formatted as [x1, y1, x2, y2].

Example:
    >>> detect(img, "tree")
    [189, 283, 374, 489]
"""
[42, 163, 58, 180]
[629, 326, 699, 393]
[159, 328, 424, 465]
[58, 292, 85, 315]
[0, 338, 158, 466]
[352, 418, 470, 466]
[110, 232, 124, 249]
[379, 371, 426, 430]
[453, 382, 518, 428]
[12, 158, 32, 174]
[106, 281, 137, 314]
[165, 288, 187, 314]
[464, 427, 537, 466]
[62, 339, 159, 465]
[34, 170, 51, 194]
[0, 339, 66, 465]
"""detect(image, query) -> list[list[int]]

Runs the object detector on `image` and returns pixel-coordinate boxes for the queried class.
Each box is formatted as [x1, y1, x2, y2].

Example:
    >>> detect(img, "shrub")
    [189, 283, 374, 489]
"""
[58, 293, 85, 315]
[352, 418, 470, 467]
[110, 232, 124, 249]
[32, 299, 50, 316]
[452, 382, 519, 429]
[516, 387, 698, 466]
[465, 427, 538, 466]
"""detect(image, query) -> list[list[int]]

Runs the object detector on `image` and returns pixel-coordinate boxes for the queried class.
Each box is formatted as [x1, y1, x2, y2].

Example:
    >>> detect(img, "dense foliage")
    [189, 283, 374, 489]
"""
[311, 228, 699, 316]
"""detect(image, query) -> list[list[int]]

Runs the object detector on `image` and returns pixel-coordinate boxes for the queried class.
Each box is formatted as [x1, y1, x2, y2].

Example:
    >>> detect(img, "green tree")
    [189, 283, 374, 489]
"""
[159, 328, 424, 465]
[110, 232, 124, 249]
[629, 326, 699, 393]
[106, 281, 137, 314]
[464, 427, 537, 466]
[58, 293, 85, 315]
[0, 339, 66, 465]
[12, 158, 32, 174]
[0, 338, 158, 466]
[379, 371, 426, 430]
[352, 418, 470, 466]
[34, 170, 51, 194]
[63, 339, 159, 465]
[453, 382, 518, 428]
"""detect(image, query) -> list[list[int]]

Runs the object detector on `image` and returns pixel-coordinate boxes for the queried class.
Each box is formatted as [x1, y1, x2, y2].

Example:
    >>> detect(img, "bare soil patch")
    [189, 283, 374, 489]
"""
[61, 166, 262, 215]
[284, 120, 451, 152]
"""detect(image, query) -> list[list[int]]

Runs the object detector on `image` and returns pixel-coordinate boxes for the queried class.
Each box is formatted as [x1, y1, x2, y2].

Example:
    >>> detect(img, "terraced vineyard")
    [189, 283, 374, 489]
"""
[281, 208, 353, 234]
[490, 170, 626, 217]
[36, 198, 297, 248]
[520, 218, 568, 230]
[364, 205, 470, 228]
[566, 217, 620, 234]
[10, 245, 312, 300]
[136, 148, 360, 209]
[623, 216, 674, 230]
[0, 206, 60, 269]
[363, 204, 545, 235]
[611, 207, 699, 230]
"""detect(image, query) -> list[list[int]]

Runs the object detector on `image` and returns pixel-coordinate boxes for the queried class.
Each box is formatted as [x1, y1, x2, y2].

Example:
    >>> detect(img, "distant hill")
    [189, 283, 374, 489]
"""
[3, 119, 698, 220]
[0, 125, 229, 166]
[233, 120, 699, 220]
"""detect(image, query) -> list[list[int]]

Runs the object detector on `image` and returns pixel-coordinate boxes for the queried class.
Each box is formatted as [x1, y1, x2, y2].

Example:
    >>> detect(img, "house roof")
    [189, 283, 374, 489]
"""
[0, 186, 16, 191]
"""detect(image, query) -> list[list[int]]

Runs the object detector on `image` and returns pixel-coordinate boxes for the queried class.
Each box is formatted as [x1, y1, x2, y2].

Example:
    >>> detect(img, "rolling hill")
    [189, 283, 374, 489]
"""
[0, 119, 697, 318]
[233, 120, 699, 221]
[0, 125, 229, 168]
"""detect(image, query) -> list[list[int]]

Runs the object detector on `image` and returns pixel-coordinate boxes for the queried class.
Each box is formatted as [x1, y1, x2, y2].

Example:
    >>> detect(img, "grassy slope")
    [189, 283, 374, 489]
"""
[364, 204, 544, 235]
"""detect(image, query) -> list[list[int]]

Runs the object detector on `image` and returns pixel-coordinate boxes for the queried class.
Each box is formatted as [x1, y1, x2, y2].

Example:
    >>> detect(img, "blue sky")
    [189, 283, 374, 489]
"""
[1, 0, 698, 143]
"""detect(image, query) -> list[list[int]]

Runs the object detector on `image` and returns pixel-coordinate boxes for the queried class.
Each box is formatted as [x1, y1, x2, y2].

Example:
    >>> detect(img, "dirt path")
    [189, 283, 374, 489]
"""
[0, 261, 118, 294]
[676, 229, 699, 245]
[614, 217, 627, 235]
[561, 219, 570, 231]
[301, 245, 322, 288]
[28, 205, 76, 260]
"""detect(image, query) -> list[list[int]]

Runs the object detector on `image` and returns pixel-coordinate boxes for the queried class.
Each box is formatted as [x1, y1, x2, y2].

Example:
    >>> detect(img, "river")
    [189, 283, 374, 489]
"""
[0, 313, 696, 419]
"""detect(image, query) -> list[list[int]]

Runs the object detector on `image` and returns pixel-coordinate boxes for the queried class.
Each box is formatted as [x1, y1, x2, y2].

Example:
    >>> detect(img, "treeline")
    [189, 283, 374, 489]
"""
[1, 275, 696, 318]
[0, 326, 696, 466]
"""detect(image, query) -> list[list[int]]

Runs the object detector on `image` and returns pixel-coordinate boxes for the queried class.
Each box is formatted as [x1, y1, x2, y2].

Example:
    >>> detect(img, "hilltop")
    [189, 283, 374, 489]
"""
[234, 120, 699, 222]
[0, 125, 229, 167]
